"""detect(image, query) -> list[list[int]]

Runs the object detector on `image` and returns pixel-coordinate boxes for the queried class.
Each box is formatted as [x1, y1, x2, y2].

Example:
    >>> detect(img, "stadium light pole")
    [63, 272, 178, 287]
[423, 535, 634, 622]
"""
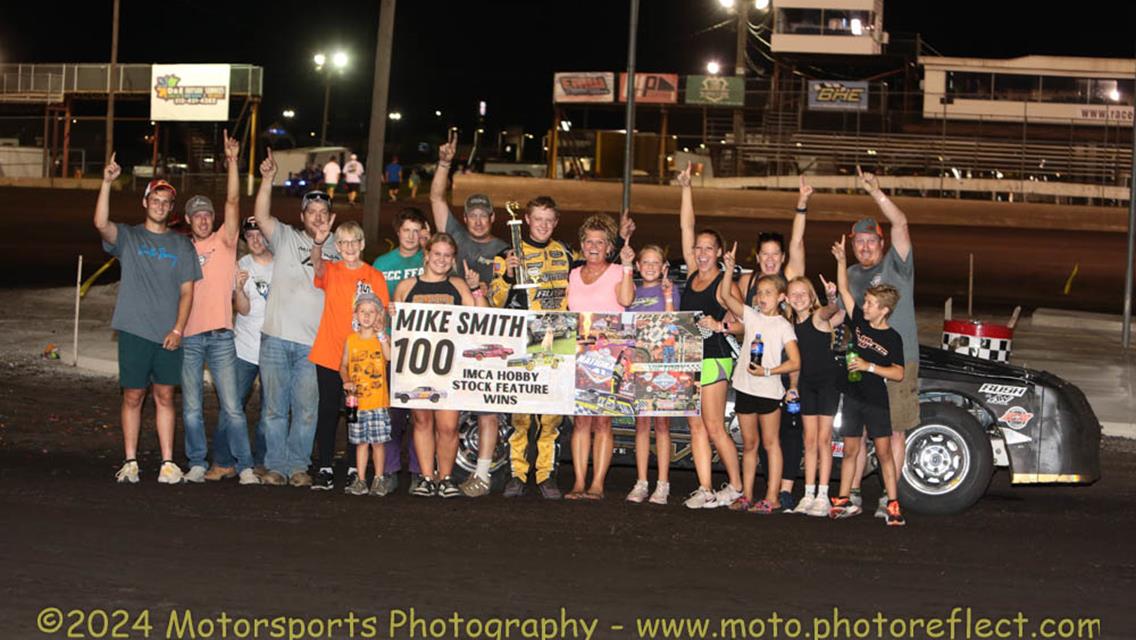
[1123, 55, 1136, 349]
[316, 51, 348, 146]
[621, 0, 640, 215]
[363, 0, 397, 258]
[105, 0, 120, 164]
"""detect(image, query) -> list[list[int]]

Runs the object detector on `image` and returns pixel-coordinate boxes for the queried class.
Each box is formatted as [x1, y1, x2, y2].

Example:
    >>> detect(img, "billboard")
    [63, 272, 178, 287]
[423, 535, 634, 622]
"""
[807, 80, 869, 112]
[684, 75, 745, 106]
[150, 64, 231, 121]
[553, 72, 615, 103]
[618, 73, 679, 104]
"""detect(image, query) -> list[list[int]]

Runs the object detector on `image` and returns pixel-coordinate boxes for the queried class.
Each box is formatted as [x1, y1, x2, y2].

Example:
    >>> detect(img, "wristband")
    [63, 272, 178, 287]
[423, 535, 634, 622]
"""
[622, 265, 634, 273]
[764, 366, 771, 377]
[171, 328, 182, 336]
[721, 320, 730, 333]
[795, 206, 808, 214]
[377, 334, 389, 342]
[868, 363, 876, 374]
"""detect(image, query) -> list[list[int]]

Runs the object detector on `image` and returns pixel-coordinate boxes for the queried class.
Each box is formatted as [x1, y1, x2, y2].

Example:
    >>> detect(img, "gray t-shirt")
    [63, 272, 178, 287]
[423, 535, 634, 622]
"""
[847, 245, 917, 363]
[445, 210, 508, 283]
[103, 223, 201, 344]
[261, 221, 340, 346]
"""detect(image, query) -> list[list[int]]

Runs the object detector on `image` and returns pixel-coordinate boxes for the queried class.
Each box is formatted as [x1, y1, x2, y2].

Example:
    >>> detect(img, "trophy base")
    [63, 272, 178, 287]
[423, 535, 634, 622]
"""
[512, 283, 539, 290]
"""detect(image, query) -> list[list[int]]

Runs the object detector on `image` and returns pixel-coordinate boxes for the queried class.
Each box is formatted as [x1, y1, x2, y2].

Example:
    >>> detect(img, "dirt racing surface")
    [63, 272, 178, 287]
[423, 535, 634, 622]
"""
[2, 357, 1134, 639]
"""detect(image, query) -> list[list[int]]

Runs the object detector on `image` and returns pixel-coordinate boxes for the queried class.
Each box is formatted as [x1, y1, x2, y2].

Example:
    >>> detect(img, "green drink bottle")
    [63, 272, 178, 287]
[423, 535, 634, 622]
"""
[846, 350, 862, 383]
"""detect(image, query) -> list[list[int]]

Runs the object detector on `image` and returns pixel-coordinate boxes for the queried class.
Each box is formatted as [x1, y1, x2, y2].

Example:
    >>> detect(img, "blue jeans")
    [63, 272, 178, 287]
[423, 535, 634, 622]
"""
[260, 335, 318, 476]
[181, 330, 253, 471]
[217, 357, 268, 467]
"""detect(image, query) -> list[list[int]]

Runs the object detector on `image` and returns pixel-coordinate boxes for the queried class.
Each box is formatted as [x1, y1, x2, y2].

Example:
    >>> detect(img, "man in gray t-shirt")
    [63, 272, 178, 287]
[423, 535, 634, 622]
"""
[94, 156, 201, 485]
[842, 167, 918, 516]
[430, 131, 509, 497]
[252, 149, 341, 487]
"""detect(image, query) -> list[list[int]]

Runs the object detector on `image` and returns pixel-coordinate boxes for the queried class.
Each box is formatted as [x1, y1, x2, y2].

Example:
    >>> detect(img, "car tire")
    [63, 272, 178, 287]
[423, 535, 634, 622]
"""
[898, 402, 994, 515]
[451, 412, 512, 491]
[429, 394, 440, 402]
[396, 394, 409, 403]
[475, 354, 483, 361]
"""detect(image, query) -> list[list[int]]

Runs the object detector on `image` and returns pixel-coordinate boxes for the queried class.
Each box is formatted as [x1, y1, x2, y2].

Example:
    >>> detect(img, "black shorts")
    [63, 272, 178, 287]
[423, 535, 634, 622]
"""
[735, 390, 781, 415]
[346, 182, 360, 193]
[798, 378, 839, 417]
[839, 393, 891, 440]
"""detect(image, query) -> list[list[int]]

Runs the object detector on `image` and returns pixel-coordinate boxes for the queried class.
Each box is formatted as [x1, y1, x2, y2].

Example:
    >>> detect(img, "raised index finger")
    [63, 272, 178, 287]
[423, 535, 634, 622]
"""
[855, 164, 863, 177]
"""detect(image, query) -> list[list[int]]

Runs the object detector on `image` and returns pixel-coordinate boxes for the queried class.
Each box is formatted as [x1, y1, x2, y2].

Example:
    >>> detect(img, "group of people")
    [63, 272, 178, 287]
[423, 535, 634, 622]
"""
[320, 153, 419, 205]
[96, 129, 918, 527]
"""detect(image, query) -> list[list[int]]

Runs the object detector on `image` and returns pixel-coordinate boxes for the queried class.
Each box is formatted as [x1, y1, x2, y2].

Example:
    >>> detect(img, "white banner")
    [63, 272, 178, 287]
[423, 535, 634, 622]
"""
[390, 303, 577, 414]
[150, 64, 231, 121]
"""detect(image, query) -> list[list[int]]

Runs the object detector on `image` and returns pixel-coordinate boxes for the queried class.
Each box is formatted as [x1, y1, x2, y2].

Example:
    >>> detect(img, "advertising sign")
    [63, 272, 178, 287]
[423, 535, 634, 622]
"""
[807, 80, 869, 112]
[150, 64, 231, 121]
[618, 73, 679, 104]
[684, 75, 745, 106]
[553, 72, 615, 103]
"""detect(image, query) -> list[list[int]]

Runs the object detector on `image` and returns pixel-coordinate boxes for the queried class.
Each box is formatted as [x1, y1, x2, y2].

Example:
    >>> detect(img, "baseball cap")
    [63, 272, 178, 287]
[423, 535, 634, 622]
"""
[354, 292, 384, 310]
[184, 195, 215, 217]
[302, 190, 332, 211]
[464, 193, 493, 216]
[851, 217, 883, 237]
[241, 216, 259, 238]
[144, 179, 176, 200]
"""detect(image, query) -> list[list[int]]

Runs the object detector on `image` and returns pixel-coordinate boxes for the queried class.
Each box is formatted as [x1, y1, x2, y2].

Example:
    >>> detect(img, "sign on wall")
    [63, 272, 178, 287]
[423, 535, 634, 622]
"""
[150, 64, 231, 121]
[684, 75, 745, 106]
[807, 80, 869, 112]
[618, 73, 679, 104]
[553, 72, 616, 103]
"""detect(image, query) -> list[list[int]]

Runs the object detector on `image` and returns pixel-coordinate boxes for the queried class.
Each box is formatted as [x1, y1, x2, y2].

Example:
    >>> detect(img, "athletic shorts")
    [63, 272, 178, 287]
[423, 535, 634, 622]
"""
[350, 408, 393, 445]
[346, 182, 360, 193]
[118, 330, 182, 389]
[888, 360, 919, 431]
[700, 357, 735, 386]
[840, 393, 891, 440]
[734, 390, 781, 415]
[798, 378, 840, 417]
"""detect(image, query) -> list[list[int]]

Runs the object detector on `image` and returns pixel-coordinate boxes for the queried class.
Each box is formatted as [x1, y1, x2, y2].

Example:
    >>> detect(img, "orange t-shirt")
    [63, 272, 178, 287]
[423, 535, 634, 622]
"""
[345, 332, 389, 410]
[309, 261, 390, 370]
[184, 232, 237, 336]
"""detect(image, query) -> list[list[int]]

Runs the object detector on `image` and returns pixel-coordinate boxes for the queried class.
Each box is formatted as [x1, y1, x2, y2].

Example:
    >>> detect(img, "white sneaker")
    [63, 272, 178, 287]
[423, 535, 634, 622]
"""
[157, 461, 184, 484]
[874, 496, 889, 519]
[792, 494, 815, 515]
[705, 483, 743, 509]
[183, 465, 206, 483]
[649, 482, 670, 505]
[807, 495, 831, 517]
[238, 468, 261, 485]
[626, 480, 650, 503]
[683, 486, 715, 509]
[115, 460, 139, 484]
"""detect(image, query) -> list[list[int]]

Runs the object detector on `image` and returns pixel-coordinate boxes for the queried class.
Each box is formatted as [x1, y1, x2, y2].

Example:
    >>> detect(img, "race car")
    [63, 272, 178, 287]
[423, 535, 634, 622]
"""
[394, 386, 447, 404]
[462, 344, 514, 360]
[575, 388, 635, 417]
[506, 351, 561, 371]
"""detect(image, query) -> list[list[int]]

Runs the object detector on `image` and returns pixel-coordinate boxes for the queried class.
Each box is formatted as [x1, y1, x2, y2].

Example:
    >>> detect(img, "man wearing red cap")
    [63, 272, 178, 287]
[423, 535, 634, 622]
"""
[842, 166, 918, 519]
[94, 155, 201, 485]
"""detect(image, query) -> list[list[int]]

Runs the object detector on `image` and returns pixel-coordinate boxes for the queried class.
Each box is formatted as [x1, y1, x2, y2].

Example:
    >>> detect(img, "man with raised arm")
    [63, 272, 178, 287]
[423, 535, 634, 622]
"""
[180, 131, 259, 486]
[94, 155, 201, 485]
[253, 148, 341, 487]
[843, 166, 918, 519]
[430, 131, 509, 497]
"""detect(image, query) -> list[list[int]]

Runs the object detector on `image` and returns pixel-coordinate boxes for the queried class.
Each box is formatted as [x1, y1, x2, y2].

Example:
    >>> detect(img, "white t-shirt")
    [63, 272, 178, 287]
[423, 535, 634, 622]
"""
[343, 160, 364, 184]
[731, 306, 797, 399]
[323, 161, 341, 184]
[234, 254, 273, 365]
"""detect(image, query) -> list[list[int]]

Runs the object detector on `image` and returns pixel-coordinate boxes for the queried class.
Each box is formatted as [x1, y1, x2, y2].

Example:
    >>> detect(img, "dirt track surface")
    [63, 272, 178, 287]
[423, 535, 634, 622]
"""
[0, 186, 1128, 314]
[2, 358, 1135, 638]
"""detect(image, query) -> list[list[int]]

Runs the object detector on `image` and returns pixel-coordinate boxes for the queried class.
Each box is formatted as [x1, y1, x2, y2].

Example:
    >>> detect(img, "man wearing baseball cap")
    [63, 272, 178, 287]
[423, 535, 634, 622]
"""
[94, 154, 201, 485]
[430, 131, 509, 497]
[842, 166, 918, 518]
[179, 130, 259, 486]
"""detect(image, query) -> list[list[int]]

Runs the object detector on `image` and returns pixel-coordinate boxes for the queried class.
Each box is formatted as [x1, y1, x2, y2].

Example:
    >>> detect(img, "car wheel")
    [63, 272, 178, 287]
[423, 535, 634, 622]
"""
[451, 412, 512, 491]
[429, 394, 440, 402]
[898, 402, 994, 515]
[396, 394, 409, 403]
[475, 354, 483, 361]
[526, 362, 534, 372]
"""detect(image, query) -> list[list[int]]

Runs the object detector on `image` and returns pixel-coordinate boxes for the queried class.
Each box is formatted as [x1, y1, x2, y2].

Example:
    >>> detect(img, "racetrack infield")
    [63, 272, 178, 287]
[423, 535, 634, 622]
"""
[2, 359, 1134, 638]
[0, 186, 1128, 315]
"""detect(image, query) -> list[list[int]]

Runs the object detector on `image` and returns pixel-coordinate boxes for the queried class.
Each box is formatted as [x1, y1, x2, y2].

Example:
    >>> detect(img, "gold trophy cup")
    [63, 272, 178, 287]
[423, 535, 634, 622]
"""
[506, 200, 538, 289]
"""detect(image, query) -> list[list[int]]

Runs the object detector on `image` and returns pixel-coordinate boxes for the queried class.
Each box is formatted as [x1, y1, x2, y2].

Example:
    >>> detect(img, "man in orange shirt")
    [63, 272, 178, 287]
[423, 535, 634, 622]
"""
[181, 131, 260, 486]
[308, 220, 390, 491]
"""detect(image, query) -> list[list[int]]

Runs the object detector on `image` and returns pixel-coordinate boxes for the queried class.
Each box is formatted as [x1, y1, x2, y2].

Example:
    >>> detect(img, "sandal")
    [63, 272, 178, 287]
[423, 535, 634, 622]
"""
[583, 490, 604, 500]
[565, 490, 586, 500]
[747, 499, 780, 515]
[728, 497, 754, 511]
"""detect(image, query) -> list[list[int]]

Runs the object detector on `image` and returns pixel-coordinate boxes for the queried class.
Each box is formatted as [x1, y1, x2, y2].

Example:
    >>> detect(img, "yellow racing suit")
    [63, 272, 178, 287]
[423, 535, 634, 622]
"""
[490, 236, 575, 484]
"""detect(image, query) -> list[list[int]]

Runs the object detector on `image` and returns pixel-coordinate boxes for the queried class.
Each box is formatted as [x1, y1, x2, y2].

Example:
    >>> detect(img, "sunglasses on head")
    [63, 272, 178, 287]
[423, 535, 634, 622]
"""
[302, 191, 332, 206]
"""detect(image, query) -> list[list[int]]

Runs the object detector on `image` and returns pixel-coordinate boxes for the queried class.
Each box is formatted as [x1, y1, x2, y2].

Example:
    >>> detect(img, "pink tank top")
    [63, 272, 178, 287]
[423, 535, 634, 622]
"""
[567, 262, 625, 312]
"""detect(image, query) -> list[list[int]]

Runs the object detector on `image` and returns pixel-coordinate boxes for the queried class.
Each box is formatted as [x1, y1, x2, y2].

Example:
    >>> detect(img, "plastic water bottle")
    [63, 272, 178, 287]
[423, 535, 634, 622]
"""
[750, 333, 764, 367]
[786, 389, 801, 414]
[846, 350, 862, 383]
[345, 391, 359, 425]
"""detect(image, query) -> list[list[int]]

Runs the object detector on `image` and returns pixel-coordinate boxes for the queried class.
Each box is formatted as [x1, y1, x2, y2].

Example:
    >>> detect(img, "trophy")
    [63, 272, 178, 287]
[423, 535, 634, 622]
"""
[505, 201, 538, 289]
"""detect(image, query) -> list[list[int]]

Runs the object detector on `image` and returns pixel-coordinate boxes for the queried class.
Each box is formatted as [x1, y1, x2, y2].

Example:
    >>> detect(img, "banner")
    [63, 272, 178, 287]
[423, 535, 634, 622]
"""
[553, 72, 615, 103]
[618, 73, 679, 104]
[390, 305, 702, 416]
[807, 80, 869, 112]
[684, 75, 745, 106]
[150, 64, 231, 121]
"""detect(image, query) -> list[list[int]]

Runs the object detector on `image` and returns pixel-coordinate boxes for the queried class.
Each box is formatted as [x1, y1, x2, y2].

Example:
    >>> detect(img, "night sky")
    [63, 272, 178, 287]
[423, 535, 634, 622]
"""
[2, 0, 1133, 160]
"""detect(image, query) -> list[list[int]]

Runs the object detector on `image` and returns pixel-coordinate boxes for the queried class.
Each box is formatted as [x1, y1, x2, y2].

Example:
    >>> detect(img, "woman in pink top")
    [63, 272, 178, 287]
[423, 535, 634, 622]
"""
[566, 215, 635, 499]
